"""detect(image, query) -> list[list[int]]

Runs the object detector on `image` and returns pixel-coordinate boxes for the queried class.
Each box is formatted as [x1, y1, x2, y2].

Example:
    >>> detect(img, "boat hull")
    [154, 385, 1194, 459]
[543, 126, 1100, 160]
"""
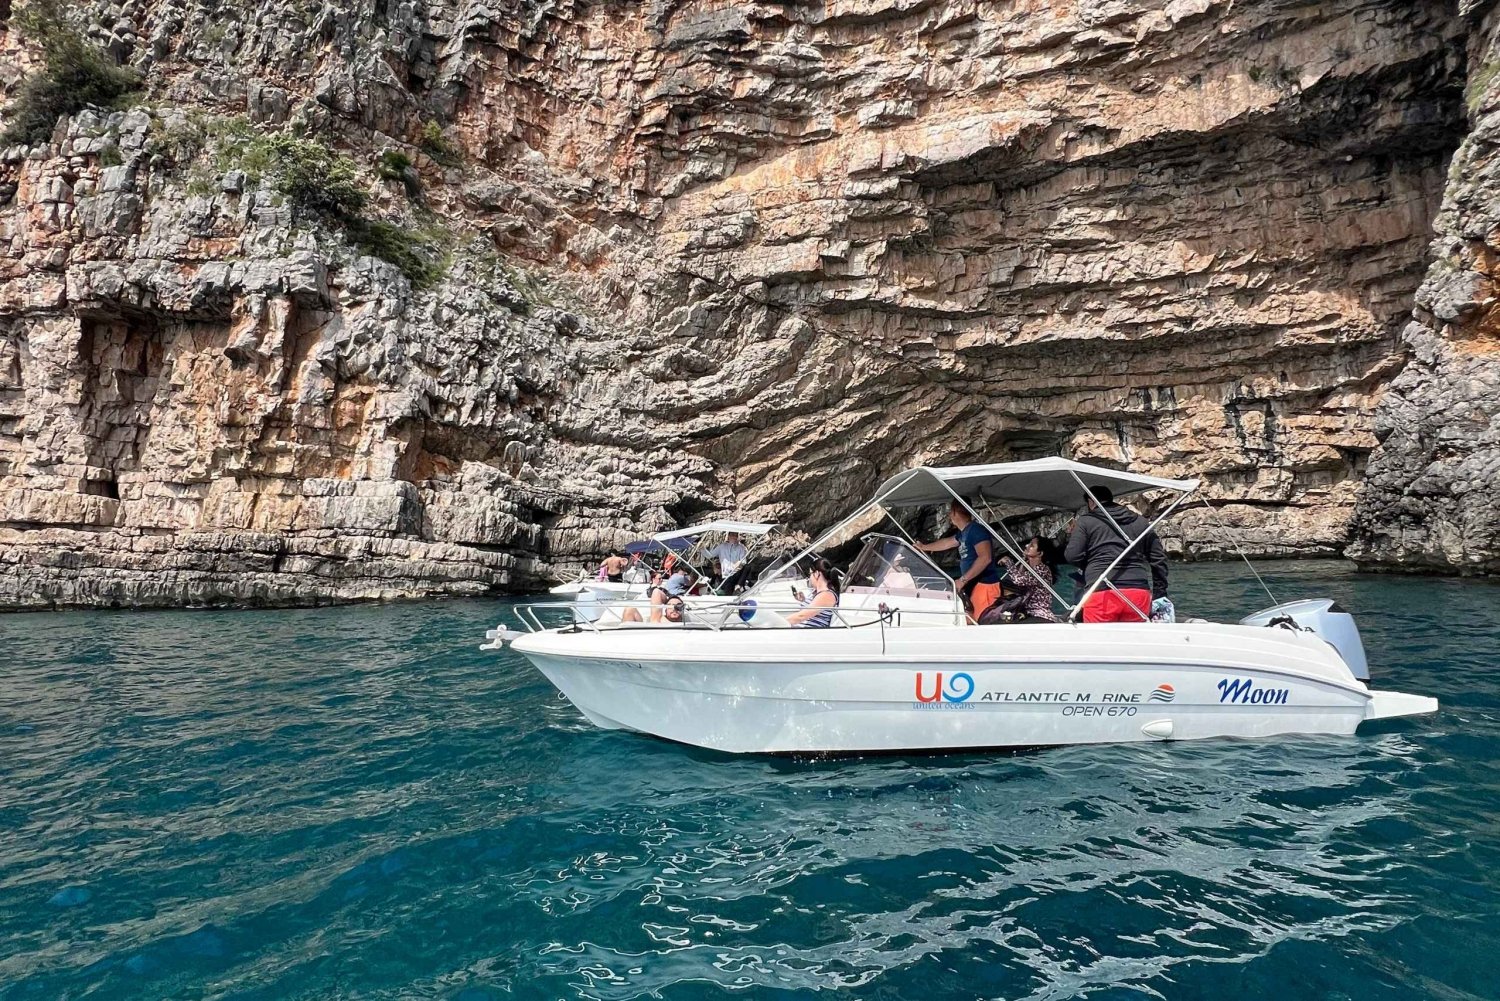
[510, 623, 1435, 754]
[548, 581, 645, 598]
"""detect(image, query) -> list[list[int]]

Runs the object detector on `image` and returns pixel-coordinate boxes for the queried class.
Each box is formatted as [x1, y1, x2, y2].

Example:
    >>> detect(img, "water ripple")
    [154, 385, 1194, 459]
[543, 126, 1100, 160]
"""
[1, 564, 1497, 1000]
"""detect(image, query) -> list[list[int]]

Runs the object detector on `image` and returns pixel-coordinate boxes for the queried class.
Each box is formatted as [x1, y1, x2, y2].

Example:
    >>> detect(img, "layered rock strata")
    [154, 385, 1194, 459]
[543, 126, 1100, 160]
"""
[0, 0, 1489, 607]
[1350, 0, 1500, 574]
[0, 108, 725, 607]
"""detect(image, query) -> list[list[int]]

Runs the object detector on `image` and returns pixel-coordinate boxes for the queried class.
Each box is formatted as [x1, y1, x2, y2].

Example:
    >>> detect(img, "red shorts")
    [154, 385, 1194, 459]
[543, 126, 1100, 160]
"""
[1081, 588, 1152, 623]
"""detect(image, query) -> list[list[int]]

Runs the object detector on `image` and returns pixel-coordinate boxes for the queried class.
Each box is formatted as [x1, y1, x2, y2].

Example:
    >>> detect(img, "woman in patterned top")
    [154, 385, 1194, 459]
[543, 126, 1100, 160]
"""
[1000, 535, 1061, 622]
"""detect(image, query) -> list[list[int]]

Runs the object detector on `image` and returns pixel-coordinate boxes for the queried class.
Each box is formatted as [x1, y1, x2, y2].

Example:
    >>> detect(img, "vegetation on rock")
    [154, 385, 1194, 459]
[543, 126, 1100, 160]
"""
[1468, 59, 1500, 116]
[346, 217, 445, 288]
[240, 133, 369, 217]
[142, 113, 446, 286]
[1, 0, 141, 146]
[418, 120, 463, 167]
[377, 149, 420, 196]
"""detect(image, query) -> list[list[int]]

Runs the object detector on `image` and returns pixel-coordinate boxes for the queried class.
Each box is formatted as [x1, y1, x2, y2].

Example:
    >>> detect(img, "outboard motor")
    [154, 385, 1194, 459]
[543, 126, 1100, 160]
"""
[1240, 598, 1370, 680]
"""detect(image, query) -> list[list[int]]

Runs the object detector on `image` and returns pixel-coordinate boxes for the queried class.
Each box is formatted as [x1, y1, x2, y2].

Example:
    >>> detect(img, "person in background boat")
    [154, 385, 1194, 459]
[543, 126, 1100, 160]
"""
[598, 551, 628, 583]
[1064, 485, 1169, 623]
[622, 552, 651, 584]
[619, 594, 686, 625]
[997, 535, 1061, 622]
[787, 559, 840, 628]
[708, 532, 751, 592]
[915, 500, 1002, 621]
[648, 566, 695, 623]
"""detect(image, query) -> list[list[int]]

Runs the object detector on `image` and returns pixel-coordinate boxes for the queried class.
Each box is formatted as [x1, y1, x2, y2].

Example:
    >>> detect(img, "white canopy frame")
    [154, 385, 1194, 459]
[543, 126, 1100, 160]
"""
[653, 520, 782, 596]
[1059, 468, 1192, 622]
[754, 458, 1199, 621]
[650, 520, 778, 543]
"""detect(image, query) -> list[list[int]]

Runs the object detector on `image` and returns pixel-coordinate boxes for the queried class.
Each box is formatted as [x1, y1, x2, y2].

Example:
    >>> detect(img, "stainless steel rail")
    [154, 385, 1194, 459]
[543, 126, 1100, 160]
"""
[500, 599, 968, 635]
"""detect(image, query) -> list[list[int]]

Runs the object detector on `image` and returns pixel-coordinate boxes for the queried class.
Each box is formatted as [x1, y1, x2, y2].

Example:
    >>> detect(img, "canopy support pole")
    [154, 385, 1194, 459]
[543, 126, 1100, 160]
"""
[1064, 471, 1193, 622]
[1198, 498, 1281, 607]
[942, 484, 1081, 620]
[753, 494, 888, 591]
[973, 493, 1069, 609]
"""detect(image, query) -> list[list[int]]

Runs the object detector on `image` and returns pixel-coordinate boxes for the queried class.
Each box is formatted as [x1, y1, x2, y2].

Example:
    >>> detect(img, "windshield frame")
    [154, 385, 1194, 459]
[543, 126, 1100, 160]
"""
[841, 533, 955, 594]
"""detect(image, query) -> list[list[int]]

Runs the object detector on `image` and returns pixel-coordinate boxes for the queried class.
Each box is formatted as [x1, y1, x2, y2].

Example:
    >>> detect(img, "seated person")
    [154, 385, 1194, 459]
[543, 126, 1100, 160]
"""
[648, 567, 694, 622]
[786, 559, 840, 628]
[996, 535, 1061, 622]
[619, 594, 685, 624]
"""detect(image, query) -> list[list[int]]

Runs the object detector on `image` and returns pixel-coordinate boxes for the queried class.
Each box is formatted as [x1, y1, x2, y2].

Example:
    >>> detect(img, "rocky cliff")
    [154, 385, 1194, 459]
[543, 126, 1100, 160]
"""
[1349, 0, 1500, 575]
[0, 0, 1491, 608]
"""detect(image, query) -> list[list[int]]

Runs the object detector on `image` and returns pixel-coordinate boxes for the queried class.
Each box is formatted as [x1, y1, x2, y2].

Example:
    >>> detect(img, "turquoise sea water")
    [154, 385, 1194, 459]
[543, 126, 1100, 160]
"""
[1, 561, 1497, 1000]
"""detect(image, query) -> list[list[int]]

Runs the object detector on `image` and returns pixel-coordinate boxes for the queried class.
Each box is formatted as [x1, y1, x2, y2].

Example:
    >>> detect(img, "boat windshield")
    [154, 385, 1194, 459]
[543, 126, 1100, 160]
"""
[755, 559, 810, 594]
[842, 534, 956, 599]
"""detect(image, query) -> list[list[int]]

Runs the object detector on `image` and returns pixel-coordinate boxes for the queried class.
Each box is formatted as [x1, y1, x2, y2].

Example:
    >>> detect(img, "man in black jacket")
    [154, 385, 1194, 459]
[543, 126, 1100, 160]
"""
[1064, 485, 1169, 622]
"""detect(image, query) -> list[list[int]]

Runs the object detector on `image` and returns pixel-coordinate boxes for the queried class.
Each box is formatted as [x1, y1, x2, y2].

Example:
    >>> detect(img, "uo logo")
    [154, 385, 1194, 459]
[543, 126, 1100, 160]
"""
[915, 672, 975, 704]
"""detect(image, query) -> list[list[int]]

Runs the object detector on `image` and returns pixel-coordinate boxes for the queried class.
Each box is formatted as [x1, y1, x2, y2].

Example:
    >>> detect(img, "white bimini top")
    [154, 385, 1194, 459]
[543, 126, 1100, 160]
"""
[872, 458, 1199, 510]
[650, 520, 778, 543]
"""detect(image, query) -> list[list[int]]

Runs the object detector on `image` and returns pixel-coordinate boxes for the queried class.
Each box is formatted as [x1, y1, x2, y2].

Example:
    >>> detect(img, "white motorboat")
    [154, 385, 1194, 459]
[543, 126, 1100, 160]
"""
[648, 519, 783, 596]
[545, 541, 670, 600]
[491, 459, 1437, 754]
[547, 519, 780, 608]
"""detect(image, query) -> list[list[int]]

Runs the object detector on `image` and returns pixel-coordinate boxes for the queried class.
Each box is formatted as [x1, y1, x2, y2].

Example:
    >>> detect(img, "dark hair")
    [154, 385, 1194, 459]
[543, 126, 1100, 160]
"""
[1086, 485, 1114, 506]
[808, 557, 841, 595]
[1024, 534, 1062, 574]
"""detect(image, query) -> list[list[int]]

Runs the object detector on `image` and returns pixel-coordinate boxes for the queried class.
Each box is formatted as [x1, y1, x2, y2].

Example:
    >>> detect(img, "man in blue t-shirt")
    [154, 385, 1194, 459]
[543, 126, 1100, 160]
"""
[916, 500, 1002, 620]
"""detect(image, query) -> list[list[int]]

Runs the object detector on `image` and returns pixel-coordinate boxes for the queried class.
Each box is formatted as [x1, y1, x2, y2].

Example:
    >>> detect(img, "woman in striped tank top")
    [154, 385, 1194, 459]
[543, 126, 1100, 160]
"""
[787, 559, 840, 628]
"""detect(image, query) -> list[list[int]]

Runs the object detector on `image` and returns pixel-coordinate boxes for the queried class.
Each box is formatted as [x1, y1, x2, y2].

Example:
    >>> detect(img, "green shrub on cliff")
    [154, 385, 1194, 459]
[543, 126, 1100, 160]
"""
[346, 217, 445, 288]
[147, 111, 219, 166]
[260, 134, 369, 217]
[418, 120, 463, 167]
[377, 149, 415, 181]
[211, 128, 366, 214]
[2, 0, 141, 146]
[1469, 60, 1500, 116]
[218, 129, 441, 285]
[142, 109, 445, 287]
[377, 149, 421, 197]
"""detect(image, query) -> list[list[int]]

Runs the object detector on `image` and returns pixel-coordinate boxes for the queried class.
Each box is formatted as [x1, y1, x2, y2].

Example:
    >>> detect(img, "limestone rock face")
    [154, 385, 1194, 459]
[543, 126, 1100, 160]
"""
[0, 0, 1490, 607]
[1351, 1, 1500, 575]
[0, 108, 719, 607]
